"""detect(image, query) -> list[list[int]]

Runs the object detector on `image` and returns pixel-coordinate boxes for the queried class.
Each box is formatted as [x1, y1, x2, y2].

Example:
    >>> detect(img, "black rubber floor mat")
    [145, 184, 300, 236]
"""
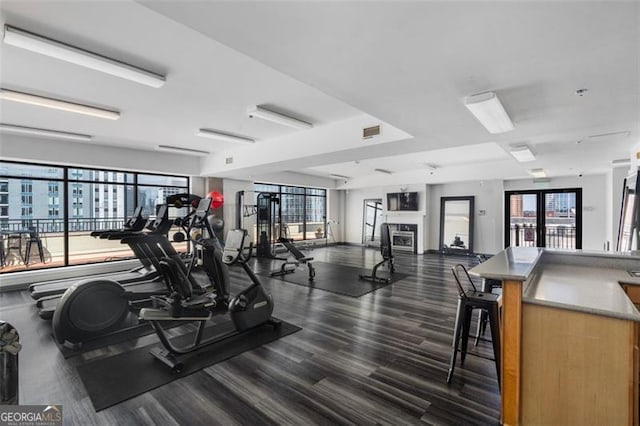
[254, 260, 408, 297]
[76, 319, 301, 411]
[55, 319, 184, 359]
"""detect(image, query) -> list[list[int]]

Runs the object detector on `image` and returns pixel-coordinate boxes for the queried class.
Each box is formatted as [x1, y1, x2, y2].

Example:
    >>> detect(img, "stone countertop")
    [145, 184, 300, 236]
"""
[469, 247, 543, 281]
[523, 263, 640, 322]
[470, 247, 640, 322]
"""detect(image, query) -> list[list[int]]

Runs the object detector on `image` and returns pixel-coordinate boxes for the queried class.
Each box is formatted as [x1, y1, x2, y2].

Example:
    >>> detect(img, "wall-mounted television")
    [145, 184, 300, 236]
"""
[387, 192, 419, 211]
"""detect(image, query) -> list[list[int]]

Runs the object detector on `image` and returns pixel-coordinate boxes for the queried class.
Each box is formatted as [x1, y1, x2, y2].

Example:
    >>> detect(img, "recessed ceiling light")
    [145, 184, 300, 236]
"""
[0, 123, 92, 141]
[196, 129, 255, 144]
[156, 145, 209, 156]
[3, 25, 166, 88]
[528, 168, 547, 178]
[247, 106, 313, 130]
[0, 88, 119, 120]
[509, 145, 536, 162]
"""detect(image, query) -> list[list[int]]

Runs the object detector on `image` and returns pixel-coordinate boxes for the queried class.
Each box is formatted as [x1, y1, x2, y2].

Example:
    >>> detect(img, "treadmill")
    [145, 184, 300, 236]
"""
[35, 204, 178, 319]
[29, 206, 172, 301]
[28, 206, 148, 297]
[89, 205, 146, 238]
[42, 198, 214, 328]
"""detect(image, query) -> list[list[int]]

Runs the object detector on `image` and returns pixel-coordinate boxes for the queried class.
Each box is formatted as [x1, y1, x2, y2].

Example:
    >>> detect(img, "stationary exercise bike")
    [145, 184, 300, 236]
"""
[139, 228, 280, 372]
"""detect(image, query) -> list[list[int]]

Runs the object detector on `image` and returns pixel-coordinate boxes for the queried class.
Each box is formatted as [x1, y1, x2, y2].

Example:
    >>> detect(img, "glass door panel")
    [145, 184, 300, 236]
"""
[544, 192, 577, 249]
[508, 193, 538, 247]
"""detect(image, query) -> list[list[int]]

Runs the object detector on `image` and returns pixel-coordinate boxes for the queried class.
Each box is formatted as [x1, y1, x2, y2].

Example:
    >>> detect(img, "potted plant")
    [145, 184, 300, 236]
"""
[315, 227, 323, 238]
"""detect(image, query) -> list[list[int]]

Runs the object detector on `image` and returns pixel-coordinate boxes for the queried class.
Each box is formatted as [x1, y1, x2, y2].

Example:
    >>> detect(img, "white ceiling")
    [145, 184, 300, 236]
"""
[1, 1, 638, 188]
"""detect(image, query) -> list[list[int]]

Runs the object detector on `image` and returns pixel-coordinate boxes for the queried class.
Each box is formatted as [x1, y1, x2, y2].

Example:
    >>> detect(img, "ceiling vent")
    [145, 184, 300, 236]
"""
[363, 125, 381, 139]
[225, 156, 233, 165]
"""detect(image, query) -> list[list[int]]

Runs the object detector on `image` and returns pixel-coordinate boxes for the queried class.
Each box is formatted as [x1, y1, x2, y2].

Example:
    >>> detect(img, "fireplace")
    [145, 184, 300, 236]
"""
[391, 231, 414, 252]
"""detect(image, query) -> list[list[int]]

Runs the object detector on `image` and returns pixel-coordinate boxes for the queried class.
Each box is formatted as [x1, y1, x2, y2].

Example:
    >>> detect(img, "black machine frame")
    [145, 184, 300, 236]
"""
[141, 228, 281, 372]
[359, 223, 395, 284]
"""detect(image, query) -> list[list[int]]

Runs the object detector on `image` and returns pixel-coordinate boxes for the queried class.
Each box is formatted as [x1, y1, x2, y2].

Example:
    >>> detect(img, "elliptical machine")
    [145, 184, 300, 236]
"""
[51, 196, 214, 349]
[139, 228, 279, 372]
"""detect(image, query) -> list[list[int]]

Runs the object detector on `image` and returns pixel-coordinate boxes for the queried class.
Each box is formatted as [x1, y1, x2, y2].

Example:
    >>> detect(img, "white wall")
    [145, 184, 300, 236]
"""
[344, 174, 609, 254]
[222, 178, 254, 239]
[190, 177, 206, 196]
[327, 189, 345, 243]
[428, 180, 504, 254]
[344, 184, 427, 252]
[504, 174, 607, 251]
[1, 133, 199, 175]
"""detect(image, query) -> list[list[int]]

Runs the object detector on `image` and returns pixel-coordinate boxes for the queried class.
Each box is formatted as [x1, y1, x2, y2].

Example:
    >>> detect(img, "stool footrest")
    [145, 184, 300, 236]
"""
[455, 349, 495, 362]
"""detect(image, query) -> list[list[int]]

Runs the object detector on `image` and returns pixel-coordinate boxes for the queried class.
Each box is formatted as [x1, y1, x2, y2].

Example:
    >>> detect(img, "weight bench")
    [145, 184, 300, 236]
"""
[270, 237, 316, 281]
[359, 223, 395, 284]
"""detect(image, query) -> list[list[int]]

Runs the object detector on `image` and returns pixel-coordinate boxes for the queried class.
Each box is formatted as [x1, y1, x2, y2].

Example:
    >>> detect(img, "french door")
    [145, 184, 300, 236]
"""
[504, 188, 582, 249]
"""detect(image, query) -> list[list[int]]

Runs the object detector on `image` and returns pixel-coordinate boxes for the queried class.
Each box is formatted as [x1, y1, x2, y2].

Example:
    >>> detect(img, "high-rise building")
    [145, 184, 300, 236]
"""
[510, 195, 523, 217]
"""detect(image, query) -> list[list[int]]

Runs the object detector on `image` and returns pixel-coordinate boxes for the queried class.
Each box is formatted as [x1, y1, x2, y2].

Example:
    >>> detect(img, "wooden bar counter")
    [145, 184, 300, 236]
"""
[470, 248, 640, 425]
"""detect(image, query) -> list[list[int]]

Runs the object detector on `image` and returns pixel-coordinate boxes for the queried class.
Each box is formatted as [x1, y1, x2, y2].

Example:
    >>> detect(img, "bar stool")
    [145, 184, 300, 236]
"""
[475, 254, 502, 345]
[24, 227, 45, 265]
[6, 234, 23, 264]
[447, 264, 501, 387]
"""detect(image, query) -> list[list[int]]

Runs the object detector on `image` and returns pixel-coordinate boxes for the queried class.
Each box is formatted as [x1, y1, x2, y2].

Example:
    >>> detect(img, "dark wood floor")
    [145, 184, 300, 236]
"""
[0, 247, 500, 425]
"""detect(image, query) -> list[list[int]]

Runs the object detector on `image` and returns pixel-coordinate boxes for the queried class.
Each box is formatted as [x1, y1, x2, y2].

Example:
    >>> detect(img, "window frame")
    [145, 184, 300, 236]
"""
[0, 160, 189, 272]
[254, 182, 327, 241]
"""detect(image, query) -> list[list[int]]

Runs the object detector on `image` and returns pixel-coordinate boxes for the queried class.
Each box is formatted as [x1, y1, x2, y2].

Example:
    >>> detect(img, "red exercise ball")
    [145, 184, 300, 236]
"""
[207, 191, 224, 209]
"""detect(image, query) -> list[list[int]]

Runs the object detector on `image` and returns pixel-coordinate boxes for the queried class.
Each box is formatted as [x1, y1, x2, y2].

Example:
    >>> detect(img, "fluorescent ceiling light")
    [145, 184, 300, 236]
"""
[330, 173, 351, 179]
[374, 168, 393, 175]
[612, 158, 631, 167]
[0, 123, 91, 141]
[247, 106, 313, 130]
[3, 25, 165, 88]
[464, 92, 514, 134]
[196, 128, 255, 144]
[509, 145, 536, 162]
[156, 145, 210, 156]
[0, 89, 119, 120]
[588, 131, 630, 141]
[529, 168, 547, 178]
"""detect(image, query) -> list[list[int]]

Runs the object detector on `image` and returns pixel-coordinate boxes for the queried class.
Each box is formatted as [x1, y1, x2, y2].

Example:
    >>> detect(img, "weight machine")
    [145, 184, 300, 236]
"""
[236, 190, 286, 258]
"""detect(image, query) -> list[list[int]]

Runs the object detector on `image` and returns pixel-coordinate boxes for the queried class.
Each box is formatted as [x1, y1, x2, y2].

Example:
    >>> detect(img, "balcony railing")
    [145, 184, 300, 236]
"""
[0, 217, 186, 273]
[510, 224, 576, 249]
[0, 217, 128, 233]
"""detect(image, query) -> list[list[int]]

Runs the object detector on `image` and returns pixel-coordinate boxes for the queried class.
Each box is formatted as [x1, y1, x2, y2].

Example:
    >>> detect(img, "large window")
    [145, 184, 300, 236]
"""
[0, 161, 188, 273]
[254, 183, 326, 241]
